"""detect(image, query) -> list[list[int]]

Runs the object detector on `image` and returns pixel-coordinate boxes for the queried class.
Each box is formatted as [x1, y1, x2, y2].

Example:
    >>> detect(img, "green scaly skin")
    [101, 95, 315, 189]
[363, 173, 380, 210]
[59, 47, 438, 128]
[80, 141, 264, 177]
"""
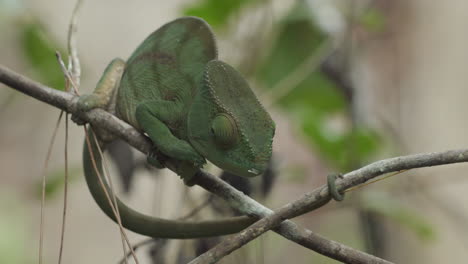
[77, 17, 275, 238]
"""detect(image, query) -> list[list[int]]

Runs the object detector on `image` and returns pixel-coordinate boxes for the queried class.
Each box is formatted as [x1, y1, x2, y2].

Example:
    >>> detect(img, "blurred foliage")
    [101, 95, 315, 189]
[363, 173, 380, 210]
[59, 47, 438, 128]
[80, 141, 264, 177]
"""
[21, 19, 66, 90]
[358, 7, 386, 32]
[35, 167, 81, 199]
[361, 191, 436, 241]
[257, 1, 380, 171]
[0, 191, 32, 264]
[183, 0, 254, 28]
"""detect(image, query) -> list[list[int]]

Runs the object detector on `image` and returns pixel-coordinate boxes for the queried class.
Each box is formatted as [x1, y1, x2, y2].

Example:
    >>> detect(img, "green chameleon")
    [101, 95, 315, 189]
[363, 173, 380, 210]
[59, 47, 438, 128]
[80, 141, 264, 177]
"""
[75, 17, 275, 238]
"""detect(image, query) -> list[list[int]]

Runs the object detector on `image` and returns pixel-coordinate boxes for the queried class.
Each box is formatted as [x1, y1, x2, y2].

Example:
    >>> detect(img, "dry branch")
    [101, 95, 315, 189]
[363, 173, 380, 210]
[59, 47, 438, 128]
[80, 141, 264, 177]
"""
[191, 149, 468, 262]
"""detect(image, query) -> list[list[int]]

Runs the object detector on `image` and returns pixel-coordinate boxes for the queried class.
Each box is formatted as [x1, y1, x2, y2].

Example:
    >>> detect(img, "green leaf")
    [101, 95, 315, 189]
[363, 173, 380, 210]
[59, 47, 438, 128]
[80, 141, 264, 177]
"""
[257, 1, 343, 111]
[183, 0, 253, 28]
[20, 19, 66, 90]
[256, 1, 382, 169]
[358, 8, 385, 32]
[350, 128, 381, 158]
[361, 191, 436, 241]
[35, 167, 81, 199]
[257, 0, 335, 110]
[258, 21, 326, 89]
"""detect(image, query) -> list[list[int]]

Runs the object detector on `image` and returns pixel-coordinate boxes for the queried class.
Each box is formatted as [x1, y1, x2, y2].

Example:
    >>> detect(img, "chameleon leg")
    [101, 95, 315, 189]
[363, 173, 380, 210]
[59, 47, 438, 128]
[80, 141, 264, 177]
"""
[135, 101, 206, 167]
[75, 58, 125, 113]
[327, 173, 345, 201]
[146, 150, 165, 169]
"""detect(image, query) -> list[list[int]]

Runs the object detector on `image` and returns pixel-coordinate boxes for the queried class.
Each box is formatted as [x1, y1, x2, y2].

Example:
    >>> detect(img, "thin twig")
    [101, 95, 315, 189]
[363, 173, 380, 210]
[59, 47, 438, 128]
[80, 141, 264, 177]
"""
[59, 44, 136, 263]
[91, 132, 139, 263]
[39, 111, 64, 264]
[56, 44, 74, 264]
[84, 128, 139, 263]
[59, 6, 136, 258]
[119, 239, 161, 264]
[95, 137, 131, 263]
[344, 170, 408, 193]
[57, 114, 69, 264]
[67, 0, 82, 87]
[56, 1, 81, 258]
[55, 52, 79, 95]
[180, 195, 215, 220]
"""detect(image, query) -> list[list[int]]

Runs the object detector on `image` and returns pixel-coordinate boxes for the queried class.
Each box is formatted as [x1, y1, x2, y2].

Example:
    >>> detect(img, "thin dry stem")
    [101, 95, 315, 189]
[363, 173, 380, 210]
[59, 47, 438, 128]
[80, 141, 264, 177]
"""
[59, 5, 135, 258]
[84, 128, 139, 264]
[56, 0, 83, 257]
[55, 52, 79, 95]
[67, 0, 82, 87]
[39, 111, 64, 264]
[91, 132, 139, 264]
[119, 239, 161, 264]
[57, 115, 69, 264]
[180, 195, 214, 220]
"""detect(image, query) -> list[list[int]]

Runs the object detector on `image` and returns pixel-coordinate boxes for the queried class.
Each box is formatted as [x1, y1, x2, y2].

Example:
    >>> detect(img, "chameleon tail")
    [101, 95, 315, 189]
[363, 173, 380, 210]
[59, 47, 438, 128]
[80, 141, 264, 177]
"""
[82, 128, 255, 238]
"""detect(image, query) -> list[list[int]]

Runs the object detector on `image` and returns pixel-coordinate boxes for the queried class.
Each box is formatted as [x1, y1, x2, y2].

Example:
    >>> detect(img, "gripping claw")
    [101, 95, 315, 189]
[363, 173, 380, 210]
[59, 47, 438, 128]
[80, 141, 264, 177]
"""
[147, 148, 166, 169]
[327, 173, 345, 201]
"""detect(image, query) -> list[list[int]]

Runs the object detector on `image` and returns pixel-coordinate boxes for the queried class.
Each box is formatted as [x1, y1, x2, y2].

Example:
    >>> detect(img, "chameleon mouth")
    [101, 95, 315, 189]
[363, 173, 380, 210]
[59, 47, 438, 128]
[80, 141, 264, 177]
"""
[248, 168, 260, 175]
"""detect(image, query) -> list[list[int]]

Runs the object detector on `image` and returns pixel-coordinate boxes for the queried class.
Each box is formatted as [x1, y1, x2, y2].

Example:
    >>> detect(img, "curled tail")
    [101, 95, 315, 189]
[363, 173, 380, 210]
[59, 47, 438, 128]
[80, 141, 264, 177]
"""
[82, 128, 255, 238]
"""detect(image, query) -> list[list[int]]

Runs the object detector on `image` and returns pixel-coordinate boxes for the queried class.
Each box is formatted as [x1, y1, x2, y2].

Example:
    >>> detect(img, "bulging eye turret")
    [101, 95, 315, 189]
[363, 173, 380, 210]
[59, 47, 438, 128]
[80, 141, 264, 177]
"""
[211, 113, 238, 148]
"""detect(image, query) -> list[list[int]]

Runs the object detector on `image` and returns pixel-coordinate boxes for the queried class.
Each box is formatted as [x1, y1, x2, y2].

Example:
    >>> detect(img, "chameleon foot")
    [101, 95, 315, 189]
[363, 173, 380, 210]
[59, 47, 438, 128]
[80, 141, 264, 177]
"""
[72, 94, 104, 125]
[147, 148, 166, 169]
[167, 141, 206, 167]
[327, 173, 345, 201]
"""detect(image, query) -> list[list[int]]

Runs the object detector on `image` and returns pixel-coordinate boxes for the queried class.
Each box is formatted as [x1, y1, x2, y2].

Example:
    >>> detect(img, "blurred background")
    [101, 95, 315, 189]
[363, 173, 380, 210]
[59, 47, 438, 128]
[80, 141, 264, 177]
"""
[2, 0, 468, 263]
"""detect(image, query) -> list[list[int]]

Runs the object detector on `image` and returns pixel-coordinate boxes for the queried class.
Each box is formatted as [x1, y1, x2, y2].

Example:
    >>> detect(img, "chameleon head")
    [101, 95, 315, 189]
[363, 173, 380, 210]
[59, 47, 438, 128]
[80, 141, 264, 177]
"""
[187, 60, 275, 177]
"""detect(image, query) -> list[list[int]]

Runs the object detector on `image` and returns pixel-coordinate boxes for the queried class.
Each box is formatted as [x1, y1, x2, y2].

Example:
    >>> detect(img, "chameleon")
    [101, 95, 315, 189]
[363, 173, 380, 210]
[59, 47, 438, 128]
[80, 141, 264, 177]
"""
[75, 17, 275, 238]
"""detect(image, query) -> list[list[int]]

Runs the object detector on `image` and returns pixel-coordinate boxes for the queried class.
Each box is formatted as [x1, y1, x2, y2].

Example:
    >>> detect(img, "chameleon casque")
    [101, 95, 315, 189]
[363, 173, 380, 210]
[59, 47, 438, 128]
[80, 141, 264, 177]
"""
[76, 17, 275, 238]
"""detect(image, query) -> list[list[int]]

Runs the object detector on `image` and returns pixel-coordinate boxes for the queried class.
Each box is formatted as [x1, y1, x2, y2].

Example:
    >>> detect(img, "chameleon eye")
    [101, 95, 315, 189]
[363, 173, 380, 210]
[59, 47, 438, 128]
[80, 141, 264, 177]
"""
[211, 114, 238, 148]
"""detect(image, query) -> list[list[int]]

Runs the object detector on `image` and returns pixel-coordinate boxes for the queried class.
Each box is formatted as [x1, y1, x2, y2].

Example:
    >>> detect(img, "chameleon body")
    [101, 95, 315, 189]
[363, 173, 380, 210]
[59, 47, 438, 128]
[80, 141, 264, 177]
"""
[78, 17, 275, 238]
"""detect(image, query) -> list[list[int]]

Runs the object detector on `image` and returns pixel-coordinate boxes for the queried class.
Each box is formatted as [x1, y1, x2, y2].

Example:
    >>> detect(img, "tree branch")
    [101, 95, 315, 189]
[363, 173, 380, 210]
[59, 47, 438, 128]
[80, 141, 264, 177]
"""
[191, 150, 468, 263]
[194, 172, 392, 264]
[0, 64, 392, 264]
[0, 64, 152, 153]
